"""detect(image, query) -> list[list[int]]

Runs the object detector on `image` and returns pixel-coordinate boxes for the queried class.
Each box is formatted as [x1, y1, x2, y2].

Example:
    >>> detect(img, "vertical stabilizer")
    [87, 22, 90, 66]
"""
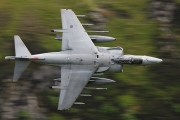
[13, 35, 31, 82]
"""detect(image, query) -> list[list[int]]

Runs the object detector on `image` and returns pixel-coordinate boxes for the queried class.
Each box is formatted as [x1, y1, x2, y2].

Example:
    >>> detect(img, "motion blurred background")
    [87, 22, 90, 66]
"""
[0, 0, 180, 120]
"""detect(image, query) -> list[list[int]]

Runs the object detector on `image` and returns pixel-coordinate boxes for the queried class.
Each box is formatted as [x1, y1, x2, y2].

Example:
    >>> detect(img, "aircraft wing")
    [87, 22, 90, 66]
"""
[57, 9, 98, 110]
[61, 9, 98, 54]
[58, 65, 96, 110]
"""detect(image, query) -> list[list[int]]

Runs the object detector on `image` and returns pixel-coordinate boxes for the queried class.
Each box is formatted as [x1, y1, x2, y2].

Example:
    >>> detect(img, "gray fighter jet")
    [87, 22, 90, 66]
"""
[5, 9, 162, 110]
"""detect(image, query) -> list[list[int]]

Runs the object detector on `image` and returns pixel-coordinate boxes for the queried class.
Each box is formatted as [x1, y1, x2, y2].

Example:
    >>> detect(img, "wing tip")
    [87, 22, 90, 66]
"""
[58, 105, 70, 110]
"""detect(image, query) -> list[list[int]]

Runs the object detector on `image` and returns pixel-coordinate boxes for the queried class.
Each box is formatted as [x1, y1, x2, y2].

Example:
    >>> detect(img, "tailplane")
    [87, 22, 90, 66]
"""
[13, 60, 30, 82]
[14, 35, 31, 57]
[13, 35, 31, 82]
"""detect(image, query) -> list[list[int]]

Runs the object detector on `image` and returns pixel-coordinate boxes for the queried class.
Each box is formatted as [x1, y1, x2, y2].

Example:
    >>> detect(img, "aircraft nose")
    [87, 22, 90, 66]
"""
[146, 57, 163, 64]
[156, 58, 163, 63]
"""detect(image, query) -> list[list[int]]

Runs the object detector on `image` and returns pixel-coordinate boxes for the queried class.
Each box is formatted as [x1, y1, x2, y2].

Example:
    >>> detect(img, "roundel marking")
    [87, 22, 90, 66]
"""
[70, 25, 73, 28]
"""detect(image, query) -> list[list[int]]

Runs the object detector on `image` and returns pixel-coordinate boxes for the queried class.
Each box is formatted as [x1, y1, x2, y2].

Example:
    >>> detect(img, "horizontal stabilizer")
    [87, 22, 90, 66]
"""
[13, 60, 30, 82]
[13, 35, 31, 82]
[14, 35, 31, 57]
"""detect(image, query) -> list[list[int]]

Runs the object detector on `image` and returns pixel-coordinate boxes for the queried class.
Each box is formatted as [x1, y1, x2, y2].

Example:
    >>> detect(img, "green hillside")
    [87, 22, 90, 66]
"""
[0, 0, 179, 120]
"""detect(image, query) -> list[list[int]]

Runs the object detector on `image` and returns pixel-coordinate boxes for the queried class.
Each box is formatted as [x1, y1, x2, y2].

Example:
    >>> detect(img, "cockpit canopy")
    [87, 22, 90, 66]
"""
[112, 55, 143, 65]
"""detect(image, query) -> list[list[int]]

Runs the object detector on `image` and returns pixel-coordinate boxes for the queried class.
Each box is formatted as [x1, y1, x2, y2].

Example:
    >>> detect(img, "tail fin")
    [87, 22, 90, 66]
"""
[13, 35, 31, 82]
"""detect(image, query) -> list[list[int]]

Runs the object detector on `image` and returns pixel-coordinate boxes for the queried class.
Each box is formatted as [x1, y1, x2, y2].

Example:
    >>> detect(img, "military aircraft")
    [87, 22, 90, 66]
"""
[5, 9, 162, 110]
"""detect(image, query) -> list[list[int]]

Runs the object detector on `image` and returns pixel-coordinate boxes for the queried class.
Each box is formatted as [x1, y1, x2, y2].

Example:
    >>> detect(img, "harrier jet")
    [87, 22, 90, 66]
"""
[5, 9, 162, 110]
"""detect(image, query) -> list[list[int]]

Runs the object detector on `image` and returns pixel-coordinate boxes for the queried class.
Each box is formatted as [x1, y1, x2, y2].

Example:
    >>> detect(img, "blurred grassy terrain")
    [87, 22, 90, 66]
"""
[0, 0, 179, 120]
